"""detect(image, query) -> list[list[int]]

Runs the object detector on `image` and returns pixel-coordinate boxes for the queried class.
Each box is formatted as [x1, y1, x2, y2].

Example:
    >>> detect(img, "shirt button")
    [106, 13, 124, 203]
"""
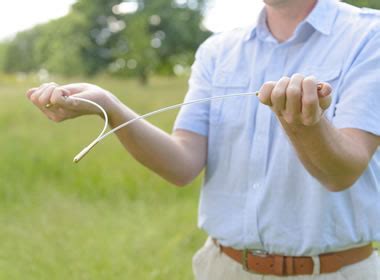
[252, 183, 259, 190]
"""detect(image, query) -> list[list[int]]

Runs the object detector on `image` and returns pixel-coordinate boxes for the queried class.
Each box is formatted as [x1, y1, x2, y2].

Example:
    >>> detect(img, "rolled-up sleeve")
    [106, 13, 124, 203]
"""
[333, 27, 380, 136]
[173, 37, 216, 137]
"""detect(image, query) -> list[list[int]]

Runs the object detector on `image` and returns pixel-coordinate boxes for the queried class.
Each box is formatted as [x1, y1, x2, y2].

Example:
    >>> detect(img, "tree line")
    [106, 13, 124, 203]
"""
[0, 0, 378, 84]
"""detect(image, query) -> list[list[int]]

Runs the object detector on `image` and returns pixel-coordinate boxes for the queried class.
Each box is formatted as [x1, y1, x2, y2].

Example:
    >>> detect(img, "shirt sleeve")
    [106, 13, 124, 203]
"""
[332, 27, 380, 136]
[173, 37, 216, 137]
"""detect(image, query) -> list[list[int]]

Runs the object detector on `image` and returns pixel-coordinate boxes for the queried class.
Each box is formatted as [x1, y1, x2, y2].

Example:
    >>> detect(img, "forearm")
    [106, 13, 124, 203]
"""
[280, 117, 370, 191]
[105, 98, 203, 186]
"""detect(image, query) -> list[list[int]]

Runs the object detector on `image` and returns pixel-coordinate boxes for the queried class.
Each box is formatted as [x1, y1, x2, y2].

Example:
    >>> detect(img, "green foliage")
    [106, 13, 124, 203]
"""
[33, 14, 90, 76]
[0, 41, 10, 72]
[2, 28, 42, 73]
[343, 0, 380, 9]
[113, 0, 210, 84]
[0, 0, 210, 83]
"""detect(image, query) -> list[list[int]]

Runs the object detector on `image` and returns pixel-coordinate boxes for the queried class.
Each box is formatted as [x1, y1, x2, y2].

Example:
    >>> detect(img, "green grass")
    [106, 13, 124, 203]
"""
[0, 74, 206, 279]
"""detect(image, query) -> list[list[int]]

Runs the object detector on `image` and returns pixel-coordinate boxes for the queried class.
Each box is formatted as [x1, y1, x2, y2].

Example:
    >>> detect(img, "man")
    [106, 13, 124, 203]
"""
[27, 0, 380, 278]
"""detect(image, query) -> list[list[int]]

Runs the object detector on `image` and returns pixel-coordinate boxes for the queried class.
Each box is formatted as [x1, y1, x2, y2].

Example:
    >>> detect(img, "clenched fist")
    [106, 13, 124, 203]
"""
[258, 74, 332, 126]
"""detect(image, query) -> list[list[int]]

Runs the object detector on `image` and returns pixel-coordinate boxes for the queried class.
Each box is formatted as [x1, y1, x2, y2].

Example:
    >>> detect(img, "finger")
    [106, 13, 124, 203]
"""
[258, 81, 276, 106]
[271, 77, 290, 114]
[38, 85, 58, 107]
[55, 89, 100, 116]
[59, 83, 89, 95]
[29, 83, 54, 106]
[302, 76, 319, 125]
[50, 87, 70, 106]
[26, 88, 38, 99]
[286, 73, 303, 116]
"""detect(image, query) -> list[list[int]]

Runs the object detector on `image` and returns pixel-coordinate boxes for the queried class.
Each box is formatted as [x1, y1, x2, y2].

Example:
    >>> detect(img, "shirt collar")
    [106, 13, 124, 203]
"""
[244, 0, 339, 42]
[306, 0, 339, 36]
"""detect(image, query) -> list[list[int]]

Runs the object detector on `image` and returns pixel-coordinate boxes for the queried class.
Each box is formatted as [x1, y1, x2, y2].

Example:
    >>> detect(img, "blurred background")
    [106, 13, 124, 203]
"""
[0, 0, 378, 279]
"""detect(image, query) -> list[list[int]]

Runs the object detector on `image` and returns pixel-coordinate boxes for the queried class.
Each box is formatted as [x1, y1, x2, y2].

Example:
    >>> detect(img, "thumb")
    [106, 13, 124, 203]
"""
[317, 82, 332, 98]
[317, 82, 332, 110]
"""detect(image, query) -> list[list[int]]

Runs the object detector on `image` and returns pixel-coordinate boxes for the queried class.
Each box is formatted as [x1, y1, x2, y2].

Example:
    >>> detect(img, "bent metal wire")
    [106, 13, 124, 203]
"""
[68, 92, 260, 163]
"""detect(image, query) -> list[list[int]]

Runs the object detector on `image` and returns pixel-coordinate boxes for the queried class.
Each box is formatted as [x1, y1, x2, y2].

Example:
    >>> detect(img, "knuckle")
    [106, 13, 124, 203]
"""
[280, 76, 290, 82]
[303, 76, 317, 85]
[291, 73, 304, 80]
[286, 86, 301, 97]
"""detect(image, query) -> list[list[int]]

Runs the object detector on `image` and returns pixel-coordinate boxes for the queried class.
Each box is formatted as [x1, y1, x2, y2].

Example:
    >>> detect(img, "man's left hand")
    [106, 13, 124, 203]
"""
[258, 74, 332, 126]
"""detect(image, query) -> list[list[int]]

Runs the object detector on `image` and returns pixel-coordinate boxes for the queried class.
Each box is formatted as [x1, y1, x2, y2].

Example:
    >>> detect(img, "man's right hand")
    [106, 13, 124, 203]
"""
[26, 82, 119, 122]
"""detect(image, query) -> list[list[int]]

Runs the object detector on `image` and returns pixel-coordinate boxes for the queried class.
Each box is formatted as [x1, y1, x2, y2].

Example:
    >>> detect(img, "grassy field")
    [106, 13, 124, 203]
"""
[0, 74, 206, 279]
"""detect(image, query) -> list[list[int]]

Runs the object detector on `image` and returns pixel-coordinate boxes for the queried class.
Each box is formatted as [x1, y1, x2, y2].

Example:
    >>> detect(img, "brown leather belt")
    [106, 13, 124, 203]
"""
[212, 239, 373, 276]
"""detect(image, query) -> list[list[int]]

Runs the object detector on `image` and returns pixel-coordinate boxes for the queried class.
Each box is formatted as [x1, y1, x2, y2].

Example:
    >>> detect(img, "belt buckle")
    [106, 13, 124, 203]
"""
[242, 249, 268, 271]
[252, 249, 269, 257]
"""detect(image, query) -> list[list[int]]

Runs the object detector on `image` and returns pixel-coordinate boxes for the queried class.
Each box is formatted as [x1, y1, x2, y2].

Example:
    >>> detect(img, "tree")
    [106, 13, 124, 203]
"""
[111, 0, 211, 84]
[70, 0, 124, 75]
[2, 28, 42, 73]
[33, 14, 90, 76]
[0, 41, 11, 73]
[343, 0, 380, 9]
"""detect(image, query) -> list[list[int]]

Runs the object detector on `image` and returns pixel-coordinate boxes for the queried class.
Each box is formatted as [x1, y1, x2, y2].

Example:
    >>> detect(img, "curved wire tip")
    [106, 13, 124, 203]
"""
[73, 142, 98, 163]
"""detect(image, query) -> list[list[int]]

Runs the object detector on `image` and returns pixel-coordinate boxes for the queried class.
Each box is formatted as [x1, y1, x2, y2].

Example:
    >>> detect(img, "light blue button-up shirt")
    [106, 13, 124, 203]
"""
[174, 0, 380, 256]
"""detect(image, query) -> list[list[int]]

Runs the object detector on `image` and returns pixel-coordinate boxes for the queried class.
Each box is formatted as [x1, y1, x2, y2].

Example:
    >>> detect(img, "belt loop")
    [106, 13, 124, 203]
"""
[285, 256, 294, 275]
[242, 249, 249, 271]
[312, 256, 321, 275]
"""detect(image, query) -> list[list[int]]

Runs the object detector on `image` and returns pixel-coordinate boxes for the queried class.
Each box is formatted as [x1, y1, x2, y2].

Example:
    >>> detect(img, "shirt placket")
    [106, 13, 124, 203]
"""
[244, 43, 289, 247]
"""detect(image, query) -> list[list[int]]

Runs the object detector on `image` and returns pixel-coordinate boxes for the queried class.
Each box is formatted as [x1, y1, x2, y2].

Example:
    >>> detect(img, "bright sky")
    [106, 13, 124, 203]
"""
[204, 0, 263, 32]
[0, 0, 264, 40]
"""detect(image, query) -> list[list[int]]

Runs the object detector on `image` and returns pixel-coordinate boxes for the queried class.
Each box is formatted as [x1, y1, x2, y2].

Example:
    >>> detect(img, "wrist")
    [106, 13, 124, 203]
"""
[103, 94, 138, 128]
[98, 92, 121, 118]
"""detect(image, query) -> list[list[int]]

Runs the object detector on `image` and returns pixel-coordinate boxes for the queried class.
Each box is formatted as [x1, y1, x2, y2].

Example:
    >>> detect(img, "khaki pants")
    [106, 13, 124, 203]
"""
[193, 238, 380, 280]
